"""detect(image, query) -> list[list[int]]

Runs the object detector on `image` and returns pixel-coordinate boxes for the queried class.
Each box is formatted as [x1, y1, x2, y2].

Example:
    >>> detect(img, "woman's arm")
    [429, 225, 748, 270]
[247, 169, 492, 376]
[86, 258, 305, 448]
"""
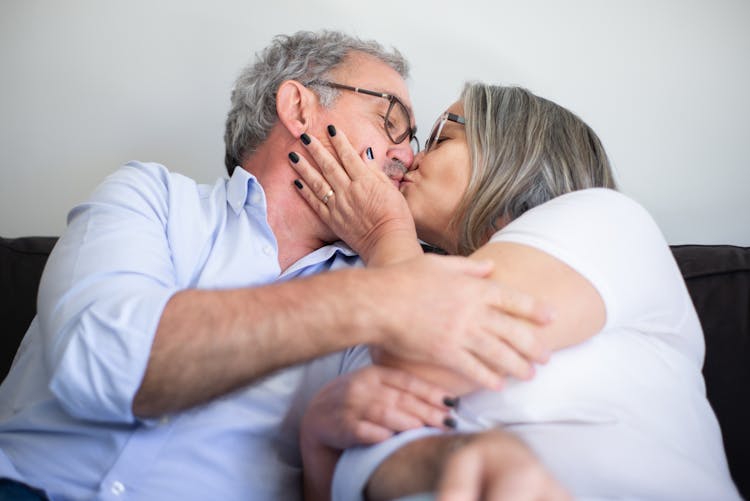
[470, 240, 605, 352]
[300, 365, 452, 500]
[375, 240, 604, 396]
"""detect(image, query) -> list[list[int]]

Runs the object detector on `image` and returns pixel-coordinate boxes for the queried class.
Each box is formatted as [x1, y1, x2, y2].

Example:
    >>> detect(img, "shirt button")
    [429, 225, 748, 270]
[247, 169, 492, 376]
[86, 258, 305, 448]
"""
[262, 245, 273, 256]
[111, 481, 126, 495]
[250, 191, 262, 205]
[160, 415, 170, 425]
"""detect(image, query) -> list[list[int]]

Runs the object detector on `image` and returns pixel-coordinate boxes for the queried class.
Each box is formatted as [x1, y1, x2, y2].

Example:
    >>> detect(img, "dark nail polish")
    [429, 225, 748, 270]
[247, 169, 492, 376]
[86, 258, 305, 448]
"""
[300, 133, 311, 145]
[327, 125, 336, 137]
[288, 152, 299, 163]
[366, 147, 374, 160]
[443, 417, 457, 429]
[443, 396, 459, 408]
[294, 179, 303, 189]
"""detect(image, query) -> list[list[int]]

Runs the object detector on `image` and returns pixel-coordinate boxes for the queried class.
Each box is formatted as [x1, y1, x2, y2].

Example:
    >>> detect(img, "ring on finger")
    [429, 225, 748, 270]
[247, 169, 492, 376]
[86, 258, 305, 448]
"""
[321, 189, 334, 204]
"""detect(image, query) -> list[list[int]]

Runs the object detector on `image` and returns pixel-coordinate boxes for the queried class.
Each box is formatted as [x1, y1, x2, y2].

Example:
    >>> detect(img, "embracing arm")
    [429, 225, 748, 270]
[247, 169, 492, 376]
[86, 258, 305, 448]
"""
[135, 269, 391, 416]
[469, 240, 605, 352]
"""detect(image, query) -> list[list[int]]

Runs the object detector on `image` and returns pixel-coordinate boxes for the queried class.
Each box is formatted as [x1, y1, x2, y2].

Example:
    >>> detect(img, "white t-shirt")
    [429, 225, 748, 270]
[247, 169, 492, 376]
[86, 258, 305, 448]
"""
[334, 188, 740, 500]
[458, 188, 738, 499]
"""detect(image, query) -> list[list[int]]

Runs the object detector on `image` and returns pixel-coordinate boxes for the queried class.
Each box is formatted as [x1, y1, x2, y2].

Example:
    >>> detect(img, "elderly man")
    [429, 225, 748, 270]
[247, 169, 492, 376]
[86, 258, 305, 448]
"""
[0, 31, 554, 500]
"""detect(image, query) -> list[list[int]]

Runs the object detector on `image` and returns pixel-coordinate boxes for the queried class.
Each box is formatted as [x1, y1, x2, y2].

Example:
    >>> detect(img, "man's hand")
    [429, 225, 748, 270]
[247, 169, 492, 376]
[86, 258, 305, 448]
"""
[365, 430, 571, 501]
[376, 255, 552, 390]
[301, 366, 452, 501]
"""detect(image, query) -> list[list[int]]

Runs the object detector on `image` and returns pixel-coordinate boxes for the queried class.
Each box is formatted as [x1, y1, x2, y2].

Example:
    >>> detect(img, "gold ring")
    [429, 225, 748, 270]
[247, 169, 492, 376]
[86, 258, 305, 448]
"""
[322, 189, 334, 204]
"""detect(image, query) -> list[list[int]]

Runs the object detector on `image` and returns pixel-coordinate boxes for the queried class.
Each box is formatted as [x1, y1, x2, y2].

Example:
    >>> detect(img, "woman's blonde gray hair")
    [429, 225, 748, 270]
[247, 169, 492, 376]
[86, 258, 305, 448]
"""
[453, 83, 617, 255]
[223, 30, 409, 175]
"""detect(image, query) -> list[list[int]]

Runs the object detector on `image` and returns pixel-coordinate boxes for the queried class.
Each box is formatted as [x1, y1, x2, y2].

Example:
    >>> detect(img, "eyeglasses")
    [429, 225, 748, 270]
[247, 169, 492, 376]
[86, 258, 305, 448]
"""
[308, 80, 420, 153]
[424, 112, 466, 153]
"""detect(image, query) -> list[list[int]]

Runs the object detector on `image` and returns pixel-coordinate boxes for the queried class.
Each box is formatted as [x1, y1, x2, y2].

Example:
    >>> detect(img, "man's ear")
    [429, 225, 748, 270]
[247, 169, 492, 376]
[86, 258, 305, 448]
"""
[276, 80, 316, 137]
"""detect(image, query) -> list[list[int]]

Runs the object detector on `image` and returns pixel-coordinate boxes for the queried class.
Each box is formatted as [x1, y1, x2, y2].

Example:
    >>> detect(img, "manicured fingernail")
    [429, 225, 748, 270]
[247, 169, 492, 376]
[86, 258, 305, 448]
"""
[300, 133, 311, 145]
[294, 179, 303, 189]
[443, 417, 457, 429]
[288, 152, 299, 163]
[443, 396, 460, 408]
[366, 147, 374, 160]
[327, 125, 336, 137]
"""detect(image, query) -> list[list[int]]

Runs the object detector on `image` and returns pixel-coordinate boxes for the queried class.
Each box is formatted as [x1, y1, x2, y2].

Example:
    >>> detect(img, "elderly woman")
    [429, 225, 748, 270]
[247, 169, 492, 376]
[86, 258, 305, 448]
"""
[289, 83, 739, 500]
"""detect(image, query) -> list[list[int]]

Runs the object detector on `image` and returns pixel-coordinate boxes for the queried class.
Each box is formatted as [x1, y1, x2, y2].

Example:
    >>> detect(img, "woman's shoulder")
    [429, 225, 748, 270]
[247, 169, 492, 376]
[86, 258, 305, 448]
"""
[491, 188, 660, 247]
[533, 188, 650, 220]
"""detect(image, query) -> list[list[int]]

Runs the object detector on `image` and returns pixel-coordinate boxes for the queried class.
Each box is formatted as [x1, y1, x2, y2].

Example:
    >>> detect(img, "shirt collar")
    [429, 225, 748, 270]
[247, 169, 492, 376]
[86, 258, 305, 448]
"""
[280, 241, 359, 278]
[226, 167, 261, 215]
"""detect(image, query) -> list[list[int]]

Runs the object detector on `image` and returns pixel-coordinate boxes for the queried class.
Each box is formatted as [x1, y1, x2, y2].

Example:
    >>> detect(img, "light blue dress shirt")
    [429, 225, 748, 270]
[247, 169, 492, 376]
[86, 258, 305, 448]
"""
[0, 161, 368, 500]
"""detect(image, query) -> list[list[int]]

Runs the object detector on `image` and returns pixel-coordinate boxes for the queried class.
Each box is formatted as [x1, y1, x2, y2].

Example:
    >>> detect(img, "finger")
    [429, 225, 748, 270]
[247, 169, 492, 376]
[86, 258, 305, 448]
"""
[351, 420, 395, 445]
[325, 125, 371, 181]
[365, 400, 425, 432]
[379, 389, 449, 430]
[357, 146, 395, 186]
[379, 366, 451, 409]
[436, 447, 484, 501]
[289, 152, 334, 207]
[470, 336, 535, 381]
[491, 283, 554, 326]
[300, 131, 353, 190]
[481, 311, 549, 366]
[431, 255, 494, 278]
[447, 349, 505, 390]
[484, 473, 537, 501]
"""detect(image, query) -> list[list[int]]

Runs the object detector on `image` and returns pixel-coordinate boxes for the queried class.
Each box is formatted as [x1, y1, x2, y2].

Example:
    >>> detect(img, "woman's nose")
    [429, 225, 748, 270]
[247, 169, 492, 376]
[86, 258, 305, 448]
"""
[407, 150, 425, 171]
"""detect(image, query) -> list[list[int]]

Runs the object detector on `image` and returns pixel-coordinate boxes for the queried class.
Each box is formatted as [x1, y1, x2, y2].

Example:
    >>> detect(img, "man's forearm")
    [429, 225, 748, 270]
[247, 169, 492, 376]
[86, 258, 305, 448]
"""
[133, 268, 386, 417]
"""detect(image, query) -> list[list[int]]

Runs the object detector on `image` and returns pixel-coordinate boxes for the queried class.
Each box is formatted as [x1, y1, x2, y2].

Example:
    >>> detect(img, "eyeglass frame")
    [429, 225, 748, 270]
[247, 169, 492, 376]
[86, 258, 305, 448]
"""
[306, 80, 420, 152]
[424, 112, 466, 153]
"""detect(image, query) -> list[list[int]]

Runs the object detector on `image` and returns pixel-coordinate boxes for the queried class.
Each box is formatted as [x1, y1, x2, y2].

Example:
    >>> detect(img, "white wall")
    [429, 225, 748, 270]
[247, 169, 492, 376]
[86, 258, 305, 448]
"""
[1, 0, 748, 244]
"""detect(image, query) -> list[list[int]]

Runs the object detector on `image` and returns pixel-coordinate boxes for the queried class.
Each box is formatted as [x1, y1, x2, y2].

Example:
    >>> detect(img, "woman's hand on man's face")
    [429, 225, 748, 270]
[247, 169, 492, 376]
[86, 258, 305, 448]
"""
[288, 126, 423, 265]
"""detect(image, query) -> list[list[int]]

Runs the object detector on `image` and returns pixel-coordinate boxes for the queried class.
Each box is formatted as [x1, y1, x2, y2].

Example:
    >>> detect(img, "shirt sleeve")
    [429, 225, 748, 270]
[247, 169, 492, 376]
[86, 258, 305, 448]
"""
[489, 188, 699, 360]
[38, 162, 181, 424]
[332, 427, 444, 501]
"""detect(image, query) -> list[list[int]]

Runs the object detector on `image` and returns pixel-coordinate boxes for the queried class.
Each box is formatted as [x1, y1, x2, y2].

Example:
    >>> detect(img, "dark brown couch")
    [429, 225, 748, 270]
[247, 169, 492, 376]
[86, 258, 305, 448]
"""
[1, 236, 748, 497]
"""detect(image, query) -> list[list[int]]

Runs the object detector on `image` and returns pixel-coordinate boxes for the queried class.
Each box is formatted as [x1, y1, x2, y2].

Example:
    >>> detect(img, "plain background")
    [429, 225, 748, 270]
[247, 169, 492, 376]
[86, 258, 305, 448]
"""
[1, 0, 748, 244]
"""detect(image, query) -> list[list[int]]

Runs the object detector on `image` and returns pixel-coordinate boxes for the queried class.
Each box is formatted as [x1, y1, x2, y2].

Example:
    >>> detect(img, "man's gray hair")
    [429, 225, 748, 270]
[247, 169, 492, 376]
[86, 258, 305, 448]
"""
[224, 30, 409, 175]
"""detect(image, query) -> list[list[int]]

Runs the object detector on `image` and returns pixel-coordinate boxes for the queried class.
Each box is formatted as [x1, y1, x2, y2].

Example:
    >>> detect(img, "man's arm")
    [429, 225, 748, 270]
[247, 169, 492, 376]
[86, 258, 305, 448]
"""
[365, 430, 571, 501]
[133, 254, 549, 417]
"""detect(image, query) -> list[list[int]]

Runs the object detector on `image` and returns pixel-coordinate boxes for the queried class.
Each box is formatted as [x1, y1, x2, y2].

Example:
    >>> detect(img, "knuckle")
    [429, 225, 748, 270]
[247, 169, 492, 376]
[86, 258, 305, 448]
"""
[352, 421, 371, 440]
[369, 404, 388, 424]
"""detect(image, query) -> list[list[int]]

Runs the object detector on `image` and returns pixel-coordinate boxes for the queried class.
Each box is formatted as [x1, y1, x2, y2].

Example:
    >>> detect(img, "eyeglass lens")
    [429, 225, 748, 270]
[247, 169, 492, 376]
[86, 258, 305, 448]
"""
[425, 114, 447, 153]
[385, 100, 410, 143]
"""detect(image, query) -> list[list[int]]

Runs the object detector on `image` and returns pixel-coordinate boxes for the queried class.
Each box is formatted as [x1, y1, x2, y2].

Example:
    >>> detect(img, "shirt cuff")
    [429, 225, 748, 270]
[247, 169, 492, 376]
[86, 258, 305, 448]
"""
[332, 427, 444, 501]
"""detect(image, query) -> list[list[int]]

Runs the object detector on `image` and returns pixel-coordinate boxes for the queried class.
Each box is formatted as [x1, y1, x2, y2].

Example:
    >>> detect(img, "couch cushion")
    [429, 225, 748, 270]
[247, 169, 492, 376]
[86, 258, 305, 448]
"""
[671, 244, 750, 497]
[0, 236, 58, 380]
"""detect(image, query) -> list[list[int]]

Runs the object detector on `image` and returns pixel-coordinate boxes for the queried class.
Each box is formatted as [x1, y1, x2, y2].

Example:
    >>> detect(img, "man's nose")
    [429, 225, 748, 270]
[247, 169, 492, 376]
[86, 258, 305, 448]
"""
[389, 141, 415, 170]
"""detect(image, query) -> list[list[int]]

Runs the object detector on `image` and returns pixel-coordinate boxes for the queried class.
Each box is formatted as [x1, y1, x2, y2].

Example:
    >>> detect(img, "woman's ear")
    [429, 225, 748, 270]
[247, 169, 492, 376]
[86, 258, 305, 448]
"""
[276, 80, 315, 137]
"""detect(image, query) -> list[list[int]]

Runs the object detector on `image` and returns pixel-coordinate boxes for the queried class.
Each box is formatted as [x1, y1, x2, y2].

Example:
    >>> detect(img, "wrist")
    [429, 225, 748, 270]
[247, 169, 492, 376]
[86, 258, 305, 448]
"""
[359, 222, 421, 266]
